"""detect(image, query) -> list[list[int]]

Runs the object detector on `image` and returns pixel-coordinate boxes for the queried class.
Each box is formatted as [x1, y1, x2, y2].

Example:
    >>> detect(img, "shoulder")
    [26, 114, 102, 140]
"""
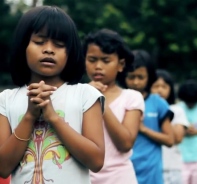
[148, 94, 168, 105]
[69, 83, 104, 113]
[68, 83, 100, 94]
[0, 87, 22, 99]
[148, 93, 162, 100]
[122, 89, 145, 112]
[122, 89, 143, 99]
[170, 104, 184, 114]
[170, 104, 189, 126]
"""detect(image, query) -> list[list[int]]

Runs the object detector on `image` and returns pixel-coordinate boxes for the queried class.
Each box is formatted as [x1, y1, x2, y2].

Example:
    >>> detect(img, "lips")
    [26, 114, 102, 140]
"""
[93, 73, 104, 80]
[40, 57, 56, 65]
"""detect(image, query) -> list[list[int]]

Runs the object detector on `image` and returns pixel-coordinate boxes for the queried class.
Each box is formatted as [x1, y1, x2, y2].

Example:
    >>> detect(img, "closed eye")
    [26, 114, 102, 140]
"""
[53, 41, 65, 48]
[103, 59, 110, 63]
[33, 41, 44, 45]
[87, 57, 97, 62]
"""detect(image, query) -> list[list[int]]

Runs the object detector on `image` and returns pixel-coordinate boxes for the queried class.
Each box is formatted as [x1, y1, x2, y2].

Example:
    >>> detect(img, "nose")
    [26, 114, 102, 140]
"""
[42, 41, 55, 55]
[157, 87, 163, 95]
[95, 61, 103, 70]
[133, 78, 140, 85]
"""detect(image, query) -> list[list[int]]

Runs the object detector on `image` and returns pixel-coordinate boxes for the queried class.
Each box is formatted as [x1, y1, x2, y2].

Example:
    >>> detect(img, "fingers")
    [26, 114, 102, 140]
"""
[30, 97, 50, 108]
[27, 81, 57, 97]
[89, 81, 108, 92]
[27, 81, 57, 93]
[27, 90, 54, 97]
[27, 81, 56, 109]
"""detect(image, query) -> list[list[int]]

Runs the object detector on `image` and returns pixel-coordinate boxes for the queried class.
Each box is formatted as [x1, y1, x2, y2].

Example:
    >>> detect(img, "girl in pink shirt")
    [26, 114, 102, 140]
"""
[84, 29, 144, 184]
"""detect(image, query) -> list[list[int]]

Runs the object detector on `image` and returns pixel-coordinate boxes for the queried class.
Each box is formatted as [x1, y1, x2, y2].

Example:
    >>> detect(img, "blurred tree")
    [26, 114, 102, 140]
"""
[44, 0, 197, 81]
[0, 0, 22, 85]
[1, 0, 197, 86]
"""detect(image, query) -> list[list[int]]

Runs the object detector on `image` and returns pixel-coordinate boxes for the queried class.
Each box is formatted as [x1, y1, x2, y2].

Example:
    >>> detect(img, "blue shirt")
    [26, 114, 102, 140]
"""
[131, 94, 171, 184]
[178, 102, 197, 162]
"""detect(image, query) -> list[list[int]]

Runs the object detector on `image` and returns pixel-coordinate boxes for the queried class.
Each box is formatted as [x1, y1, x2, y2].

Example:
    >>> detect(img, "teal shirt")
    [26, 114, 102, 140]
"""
[178, 102, 197, 162]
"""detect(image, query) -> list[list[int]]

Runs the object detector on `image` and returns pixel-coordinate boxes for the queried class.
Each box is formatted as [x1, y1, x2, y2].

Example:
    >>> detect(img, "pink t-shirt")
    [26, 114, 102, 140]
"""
[90, 89, 144, 184]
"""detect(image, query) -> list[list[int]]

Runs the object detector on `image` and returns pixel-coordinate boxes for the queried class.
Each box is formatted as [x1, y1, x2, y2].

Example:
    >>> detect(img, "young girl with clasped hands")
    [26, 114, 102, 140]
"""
[125, 50, 174, 184]
[84, 29, 144, 184]
[151, 69, 189, 184]
[0, 6, 105, 184]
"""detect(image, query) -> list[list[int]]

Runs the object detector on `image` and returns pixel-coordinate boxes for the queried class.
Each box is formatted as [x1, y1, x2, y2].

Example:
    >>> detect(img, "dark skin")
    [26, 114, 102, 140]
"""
[86, 44, 143, 152]
[90, 81, 142, 152]
[0, 34, 105, 178]
[125, 68, 174, 147]
[151, 78, 187, 144]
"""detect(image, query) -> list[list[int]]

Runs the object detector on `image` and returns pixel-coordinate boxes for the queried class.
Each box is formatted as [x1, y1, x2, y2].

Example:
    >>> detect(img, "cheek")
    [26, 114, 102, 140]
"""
[142, 79, 148, 86]
[85, 63, 93, 74]
[151, 87, 157, 93]
[26, 43, 35, 61]
[125, 79, 134, 86]
[165, 88, 171, 97]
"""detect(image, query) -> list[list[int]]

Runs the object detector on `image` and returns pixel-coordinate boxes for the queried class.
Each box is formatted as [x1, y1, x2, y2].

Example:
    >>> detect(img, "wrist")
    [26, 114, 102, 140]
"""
[24, 112, 38, 122]
[45, 113, 61, 124]
[140, 126, 147, 134]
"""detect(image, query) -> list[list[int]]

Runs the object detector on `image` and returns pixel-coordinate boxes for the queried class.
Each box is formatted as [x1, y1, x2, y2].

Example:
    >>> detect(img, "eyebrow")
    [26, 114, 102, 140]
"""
[87, 55, 110, 59]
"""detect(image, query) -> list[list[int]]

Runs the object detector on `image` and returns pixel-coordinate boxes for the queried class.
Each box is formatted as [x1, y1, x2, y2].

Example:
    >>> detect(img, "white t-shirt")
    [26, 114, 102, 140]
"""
[162, 104, 189, 170]
[0, 83, 104, 184]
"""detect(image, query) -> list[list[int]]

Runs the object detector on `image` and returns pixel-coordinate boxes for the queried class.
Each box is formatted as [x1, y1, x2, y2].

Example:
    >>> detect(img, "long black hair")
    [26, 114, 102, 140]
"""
[10, 6, 85, 86]
[129, 50, 157, 93]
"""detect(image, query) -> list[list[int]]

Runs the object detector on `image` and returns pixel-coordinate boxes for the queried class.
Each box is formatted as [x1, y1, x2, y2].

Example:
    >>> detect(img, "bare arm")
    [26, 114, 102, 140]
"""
[27, 81, 105, 172]
[172, 124, 186, 144]
[140, 118, 174, 147]
[0, 113, 36, 178]
[0, 81, 56, 178]
[186, 125, 197, 136]
[89, 81, 142, 152]
[42, 100, 104, 172]
[103, 106, 141, 152]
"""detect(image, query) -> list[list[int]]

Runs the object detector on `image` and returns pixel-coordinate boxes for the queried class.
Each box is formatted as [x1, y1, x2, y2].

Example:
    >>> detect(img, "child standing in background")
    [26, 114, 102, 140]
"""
[151, 69, 189, 184]
[125, 50, 174, 184]
[84, 29, 144, 184]
[0, 6, 105, 184]
[177, 80, 197, 184]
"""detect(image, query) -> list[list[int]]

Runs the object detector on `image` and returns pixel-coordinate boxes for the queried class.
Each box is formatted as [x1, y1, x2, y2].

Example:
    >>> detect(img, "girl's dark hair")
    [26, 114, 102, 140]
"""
[10, 6, 85, 86]
[156, 69, 175, 104]
[178, 79, 197, 103]
[83, 29, 134, 88]
[128, 50, 157, 93]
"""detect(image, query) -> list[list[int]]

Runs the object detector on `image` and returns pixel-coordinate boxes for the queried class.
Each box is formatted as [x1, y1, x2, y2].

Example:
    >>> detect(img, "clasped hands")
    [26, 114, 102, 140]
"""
[26, 81, 57, 122]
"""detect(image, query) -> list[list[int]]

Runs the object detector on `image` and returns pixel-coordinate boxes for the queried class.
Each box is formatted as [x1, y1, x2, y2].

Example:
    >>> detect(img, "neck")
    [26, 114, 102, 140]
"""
[142, 91, 148, 98]
[29, 76, 64, 88]
[104, 82, 121, 94]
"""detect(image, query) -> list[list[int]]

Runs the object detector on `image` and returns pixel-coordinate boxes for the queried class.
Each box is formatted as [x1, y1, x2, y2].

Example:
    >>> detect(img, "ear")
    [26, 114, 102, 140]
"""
[118, 59, 125, 72]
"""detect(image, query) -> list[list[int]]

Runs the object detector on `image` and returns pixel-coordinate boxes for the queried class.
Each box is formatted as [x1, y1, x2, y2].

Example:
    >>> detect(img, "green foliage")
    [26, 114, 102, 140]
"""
[0, 0, 23, 85]
[43, 0, 197, 81]
[1, 0, 197, 86]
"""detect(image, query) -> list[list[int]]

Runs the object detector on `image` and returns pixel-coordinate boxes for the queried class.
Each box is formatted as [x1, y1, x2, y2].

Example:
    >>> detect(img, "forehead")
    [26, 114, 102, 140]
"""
[155, 78, 168, 85]
[128, 67, 148, 75]
[86, 44, 117, 57]
[31, 25, 67, 42]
